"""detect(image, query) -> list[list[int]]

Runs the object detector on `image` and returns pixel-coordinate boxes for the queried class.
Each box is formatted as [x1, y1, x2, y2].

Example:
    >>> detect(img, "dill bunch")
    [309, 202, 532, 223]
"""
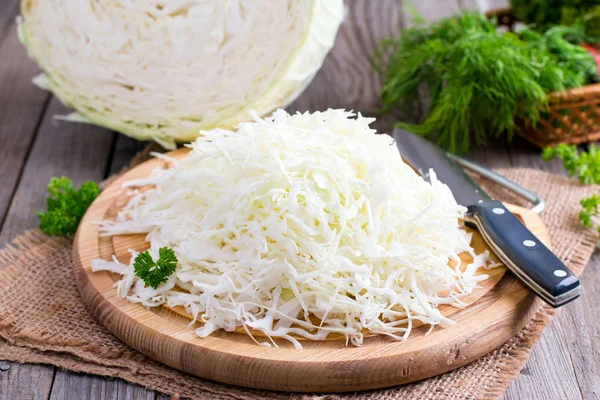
[521, 26, 598, 89]
[510, 0, 600, 34]
[375, 12, 597, 153]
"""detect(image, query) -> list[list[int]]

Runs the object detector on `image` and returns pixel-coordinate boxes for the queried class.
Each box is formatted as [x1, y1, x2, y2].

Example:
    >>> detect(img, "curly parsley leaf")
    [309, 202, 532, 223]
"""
[579, 194, 600, 234]
[37, 177, 101, 236]
[133, 247, 178, 289]
[542, 144, 579, 175]
[544, 145, 600, 233]
[543, 144, 600, 185]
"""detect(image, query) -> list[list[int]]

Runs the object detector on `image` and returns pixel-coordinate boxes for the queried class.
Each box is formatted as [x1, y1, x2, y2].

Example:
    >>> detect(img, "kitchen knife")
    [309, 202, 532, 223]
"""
[393, 128, 580, 308]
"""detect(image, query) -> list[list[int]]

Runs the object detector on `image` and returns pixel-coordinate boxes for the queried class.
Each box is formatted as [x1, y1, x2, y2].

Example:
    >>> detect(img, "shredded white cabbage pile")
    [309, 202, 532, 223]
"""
[94, 109, 493, 349]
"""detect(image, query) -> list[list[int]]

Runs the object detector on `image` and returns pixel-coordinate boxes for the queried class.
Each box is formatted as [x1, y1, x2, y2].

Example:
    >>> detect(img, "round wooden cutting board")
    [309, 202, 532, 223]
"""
[74, 148, 547, 393]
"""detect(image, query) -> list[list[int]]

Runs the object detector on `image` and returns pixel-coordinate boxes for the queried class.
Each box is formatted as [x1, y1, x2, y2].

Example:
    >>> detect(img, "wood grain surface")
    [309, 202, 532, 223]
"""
[1, 0, 598, 398]
[72, 148, 546, 393]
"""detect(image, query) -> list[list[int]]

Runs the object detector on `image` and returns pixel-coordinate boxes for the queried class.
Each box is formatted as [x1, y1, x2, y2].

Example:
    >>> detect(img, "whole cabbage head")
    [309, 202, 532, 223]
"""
[18, 0, 344, 148]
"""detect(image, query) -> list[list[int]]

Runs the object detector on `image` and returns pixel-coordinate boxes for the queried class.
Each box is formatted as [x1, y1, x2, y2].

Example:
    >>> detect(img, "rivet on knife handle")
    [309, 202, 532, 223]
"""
[465, 200, 580, 308]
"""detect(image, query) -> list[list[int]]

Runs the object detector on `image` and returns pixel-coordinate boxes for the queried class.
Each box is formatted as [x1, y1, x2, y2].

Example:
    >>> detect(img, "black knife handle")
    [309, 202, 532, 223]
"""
[465, 200, 580, 308]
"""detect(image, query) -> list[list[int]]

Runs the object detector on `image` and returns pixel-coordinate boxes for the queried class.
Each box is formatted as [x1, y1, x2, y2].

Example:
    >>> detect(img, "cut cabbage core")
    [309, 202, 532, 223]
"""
[94, 109, 493, 349]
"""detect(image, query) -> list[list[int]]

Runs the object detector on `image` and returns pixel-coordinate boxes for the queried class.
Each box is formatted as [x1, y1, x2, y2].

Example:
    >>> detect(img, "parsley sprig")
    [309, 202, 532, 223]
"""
[542, 144, 600, 184]
[579, 194, 600, 235]
[543, 144, 600, 234]
[38, 177, 101, 236]
[133, 247, 178, 289]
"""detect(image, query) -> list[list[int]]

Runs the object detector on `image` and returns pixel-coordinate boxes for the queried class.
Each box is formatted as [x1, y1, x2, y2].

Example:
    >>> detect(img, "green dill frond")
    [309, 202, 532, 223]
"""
[375, 12, 597, 153]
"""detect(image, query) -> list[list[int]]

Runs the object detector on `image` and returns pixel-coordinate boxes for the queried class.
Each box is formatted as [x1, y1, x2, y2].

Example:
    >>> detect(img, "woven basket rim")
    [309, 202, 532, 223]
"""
[547, 83, 600, 99]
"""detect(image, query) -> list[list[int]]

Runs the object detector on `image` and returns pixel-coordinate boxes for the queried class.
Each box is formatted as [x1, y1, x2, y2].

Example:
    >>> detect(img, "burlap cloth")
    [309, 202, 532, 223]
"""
[0, 155, 598, 399]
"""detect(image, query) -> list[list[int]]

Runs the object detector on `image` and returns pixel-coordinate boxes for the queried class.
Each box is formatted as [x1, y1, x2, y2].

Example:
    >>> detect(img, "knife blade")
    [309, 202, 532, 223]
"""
[393, 128, 580, 308]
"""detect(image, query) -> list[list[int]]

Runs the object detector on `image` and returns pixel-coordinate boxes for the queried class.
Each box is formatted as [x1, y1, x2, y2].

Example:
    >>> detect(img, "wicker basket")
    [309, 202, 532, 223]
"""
[517, 85, 600, 148]
[489, 7, 600, 148]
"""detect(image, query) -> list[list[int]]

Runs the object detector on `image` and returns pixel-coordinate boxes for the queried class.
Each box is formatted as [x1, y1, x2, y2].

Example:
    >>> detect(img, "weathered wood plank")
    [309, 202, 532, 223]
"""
[106, 135, 149, 177]
[0, 0, 19, 36]
[467, 0, 510, 12]
[499, 137, 567, 174]
[0, 97, 115, 247]
[1, 0, 595, 398]
[0, 9, 57, 400]
[287, 0, 403, 115]
[0, 16, 50, 228]
[406, 0, 462, 24]
[78, 128, 166, 400]
[2, 113, 159, 400]
[556, 252, 600, 400]
[503, 316, 584, 400]
[0, 92, 115, 398]
[49, 371, 156, 400]
[0, 362, 54, 400]
[469, 137, 568, 172]
[113, 380, 157, 400]
[468, 142, 514, 169]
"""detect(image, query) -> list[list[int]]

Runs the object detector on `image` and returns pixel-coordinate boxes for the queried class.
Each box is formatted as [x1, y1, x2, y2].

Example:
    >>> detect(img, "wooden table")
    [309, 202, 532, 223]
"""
[0, 1, 598, 399]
